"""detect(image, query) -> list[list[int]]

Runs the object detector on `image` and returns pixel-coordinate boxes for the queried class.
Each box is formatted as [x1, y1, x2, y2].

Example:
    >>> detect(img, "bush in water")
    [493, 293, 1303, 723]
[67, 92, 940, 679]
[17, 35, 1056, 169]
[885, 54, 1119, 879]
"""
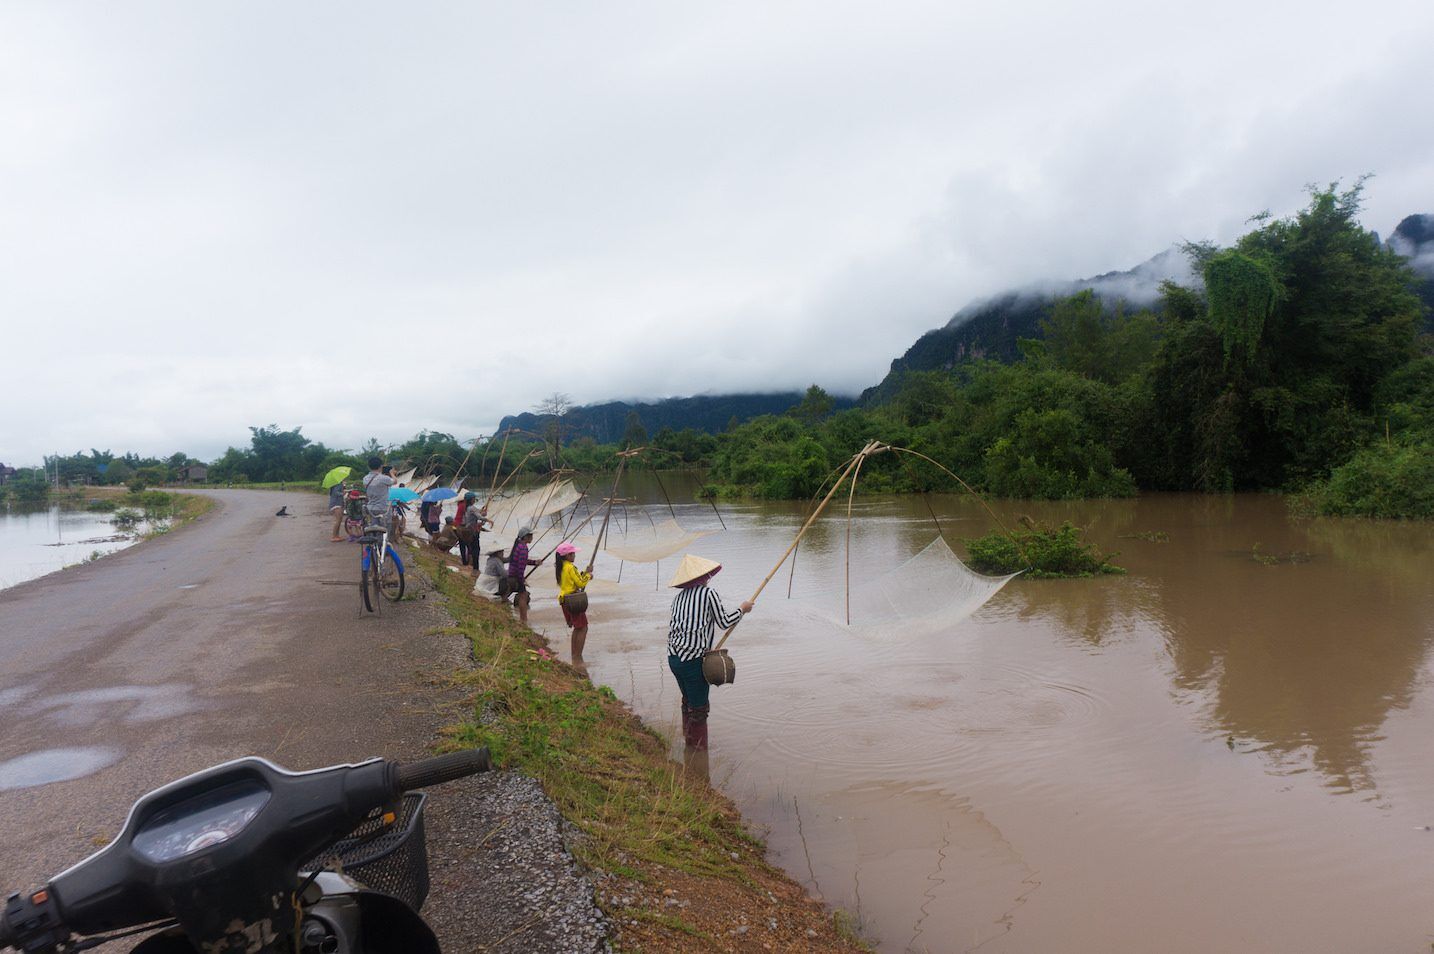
[964, 521, 1125, 578]
[1310, 443, 1434, 519]
[111, 508, 142, 530]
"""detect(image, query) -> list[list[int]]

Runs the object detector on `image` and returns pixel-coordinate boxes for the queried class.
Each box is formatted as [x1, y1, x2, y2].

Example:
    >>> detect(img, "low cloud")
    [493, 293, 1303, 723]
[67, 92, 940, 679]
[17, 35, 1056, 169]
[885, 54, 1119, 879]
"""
[2, 2, 1432, 463]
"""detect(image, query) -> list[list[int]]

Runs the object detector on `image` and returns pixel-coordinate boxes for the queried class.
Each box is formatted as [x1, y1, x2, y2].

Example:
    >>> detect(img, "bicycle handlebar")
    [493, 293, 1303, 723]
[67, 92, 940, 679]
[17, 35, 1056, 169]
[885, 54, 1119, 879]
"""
[394, 749, 491, 793]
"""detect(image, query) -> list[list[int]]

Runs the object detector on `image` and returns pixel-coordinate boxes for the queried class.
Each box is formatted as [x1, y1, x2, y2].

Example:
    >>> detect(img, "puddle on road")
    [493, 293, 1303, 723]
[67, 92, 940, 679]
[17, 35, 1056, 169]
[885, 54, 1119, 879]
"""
[0, 747, 121, 790]
[0, 684, 202, 726]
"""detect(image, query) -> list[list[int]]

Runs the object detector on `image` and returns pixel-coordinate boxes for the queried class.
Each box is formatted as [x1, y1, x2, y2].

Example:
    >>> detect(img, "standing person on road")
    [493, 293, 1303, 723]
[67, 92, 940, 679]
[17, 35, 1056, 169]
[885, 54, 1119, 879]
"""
[328, 481, 346, 541]
[666, 555, 752, 751]
[554, 542, 592, 661]
[506, 526, 543, 626]
[361, 457, 393, 529]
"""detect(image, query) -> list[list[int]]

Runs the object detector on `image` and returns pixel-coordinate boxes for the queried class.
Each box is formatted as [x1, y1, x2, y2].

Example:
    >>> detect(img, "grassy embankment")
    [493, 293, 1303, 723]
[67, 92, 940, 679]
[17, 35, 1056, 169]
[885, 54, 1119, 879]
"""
[407, 544, 868, 952]
[57, 488, 217, 568]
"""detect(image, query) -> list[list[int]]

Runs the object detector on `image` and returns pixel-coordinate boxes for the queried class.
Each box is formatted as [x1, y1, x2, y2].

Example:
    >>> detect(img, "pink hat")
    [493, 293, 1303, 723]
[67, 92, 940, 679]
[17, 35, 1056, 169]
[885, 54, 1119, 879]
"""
[555, 542, 577, 556]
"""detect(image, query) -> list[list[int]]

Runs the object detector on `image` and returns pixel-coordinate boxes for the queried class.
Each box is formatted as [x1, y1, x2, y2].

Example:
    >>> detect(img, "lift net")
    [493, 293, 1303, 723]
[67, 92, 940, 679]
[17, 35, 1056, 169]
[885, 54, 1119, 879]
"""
[485, 480, 582, 535]
[801, 536, 1020, 635]
[569, 516, 714, 564]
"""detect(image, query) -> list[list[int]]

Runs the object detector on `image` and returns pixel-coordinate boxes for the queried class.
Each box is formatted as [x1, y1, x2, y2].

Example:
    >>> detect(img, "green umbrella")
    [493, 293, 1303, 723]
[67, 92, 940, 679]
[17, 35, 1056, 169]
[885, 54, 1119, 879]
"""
[321, 466, 352, 489]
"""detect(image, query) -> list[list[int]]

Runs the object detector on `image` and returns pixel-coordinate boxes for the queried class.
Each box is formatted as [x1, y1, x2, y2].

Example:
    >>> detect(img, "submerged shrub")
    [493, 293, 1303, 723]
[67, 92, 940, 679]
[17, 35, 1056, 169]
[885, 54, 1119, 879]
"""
[1310, 442, 1434, 519]
[964, 521, 1125, 578]
[111, 508, 142, 529]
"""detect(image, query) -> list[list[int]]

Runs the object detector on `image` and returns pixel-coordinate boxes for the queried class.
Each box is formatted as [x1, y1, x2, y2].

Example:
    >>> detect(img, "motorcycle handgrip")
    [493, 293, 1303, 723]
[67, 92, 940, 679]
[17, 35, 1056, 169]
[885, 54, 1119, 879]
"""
[394, 748, 491, 792]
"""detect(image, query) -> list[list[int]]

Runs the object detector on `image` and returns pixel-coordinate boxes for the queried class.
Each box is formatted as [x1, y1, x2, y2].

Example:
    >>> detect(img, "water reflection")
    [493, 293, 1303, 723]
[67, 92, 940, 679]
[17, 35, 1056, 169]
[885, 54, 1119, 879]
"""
[0, 503, 145, 591]
[539, 475, 1434, 951]
[0, 747, 122, 791]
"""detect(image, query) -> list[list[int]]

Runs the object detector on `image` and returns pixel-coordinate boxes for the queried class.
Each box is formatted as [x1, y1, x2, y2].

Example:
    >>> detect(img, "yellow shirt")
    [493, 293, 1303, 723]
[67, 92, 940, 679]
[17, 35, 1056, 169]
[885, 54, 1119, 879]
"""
[559, 561, 591, 598]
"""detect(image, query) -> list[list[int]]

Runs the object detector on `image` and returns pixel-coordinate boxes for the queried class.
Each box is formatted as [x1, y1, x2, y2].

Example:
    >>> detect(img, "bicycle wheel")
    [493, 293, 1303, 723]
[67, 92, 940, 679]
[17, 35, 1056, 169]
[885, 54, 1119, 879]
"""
[368, 557, 384, 615]
[360, 545, 375, 613]
[380, 545, 405, 602]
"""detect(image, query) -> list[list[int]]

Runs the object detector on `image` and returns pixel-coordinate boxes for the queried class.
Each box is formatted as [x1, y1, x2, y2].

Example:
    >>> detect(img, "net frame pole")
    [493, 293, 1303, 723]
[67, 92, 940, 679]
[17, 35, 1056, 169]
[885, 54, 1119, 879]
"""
[714, 441, 886, 651]
[487, 430, 512, 495]
[586, 448, 639, 575]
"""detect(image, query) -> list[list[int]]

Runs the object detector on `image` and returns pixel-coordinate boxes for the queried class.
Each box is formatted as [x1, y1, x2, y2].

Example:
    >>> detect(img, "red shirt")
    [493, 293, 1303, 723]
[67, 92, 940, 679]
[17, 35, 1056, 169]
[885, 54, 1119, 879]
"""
[455, 501, 468, 526]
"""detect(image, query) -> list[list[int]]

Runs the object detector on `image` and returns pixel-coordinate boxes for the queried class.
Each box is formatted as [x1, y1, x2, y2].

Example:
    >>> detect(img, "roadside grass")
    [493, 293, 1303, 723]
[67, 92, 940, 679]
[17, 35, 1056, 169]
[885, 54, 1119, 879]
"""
[408, 544, 870, 952]
[225, 480, 325, 493]
[414, 544, 758, 880]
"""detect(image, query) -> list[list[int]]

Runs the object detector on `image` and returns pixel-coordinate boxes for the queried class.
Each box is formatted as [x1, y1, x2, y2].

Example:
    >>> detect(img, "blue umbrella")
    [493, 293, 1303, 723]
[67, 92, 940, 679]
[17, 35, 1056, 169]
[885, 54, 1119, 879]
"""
[422, 487, 459, 502]
[389, 487, 420, 503]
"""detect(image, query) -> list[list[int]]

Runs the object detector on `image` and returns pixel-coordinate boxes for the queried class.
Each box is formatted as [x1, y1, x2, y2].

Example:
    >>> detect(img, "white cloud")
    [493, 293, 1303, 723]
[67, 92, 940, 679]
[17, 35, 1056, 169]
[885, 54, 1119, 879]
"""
[2, 1, 1432, 464]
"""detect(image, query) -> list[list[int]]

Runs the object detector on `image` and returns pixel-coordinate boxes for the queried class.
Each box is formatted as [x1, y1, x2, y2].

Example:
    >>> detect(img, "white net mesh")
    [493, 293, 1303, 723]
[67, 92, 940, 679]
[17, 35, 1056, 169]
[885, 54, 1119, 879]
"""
[485, 480, 583, 534]
[791, 536, 1020, 635]
[571, 516, 714, 563]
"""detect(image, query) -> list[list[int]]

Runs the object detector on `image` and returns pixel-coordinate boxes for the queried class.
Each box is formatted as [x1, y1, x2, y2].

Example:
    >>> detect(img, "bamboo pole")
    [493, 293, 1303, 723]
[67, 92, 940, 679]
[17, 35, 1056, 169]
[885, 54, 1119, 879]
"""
[586, 450, 637, 575]
[487, 430, 512, 495]
[714, 442, 885, 651]
[527, 496, 614, 579]
[785, 460, 850, 599]
[888, 447, 1030, 567]
[452, 436, 483, 486]
[843, 450, 871, 626]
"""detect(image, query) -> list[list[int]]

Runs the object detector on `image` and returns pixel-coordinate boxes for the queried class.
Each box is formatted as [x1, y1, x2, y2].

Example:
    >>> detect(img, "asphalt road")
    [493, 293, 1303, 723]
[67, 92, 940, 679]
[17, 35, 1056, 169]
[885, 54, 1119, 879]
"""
[0, 490, 464, 927]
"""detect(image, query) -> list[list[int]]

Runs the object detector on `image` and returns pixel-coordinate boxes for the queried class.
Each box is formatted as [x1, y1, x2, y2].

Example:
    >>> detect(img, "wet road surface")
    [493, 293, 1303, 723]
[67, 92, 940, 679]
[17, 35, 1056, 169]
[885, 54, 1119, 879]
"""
[0, 490, 451, 904]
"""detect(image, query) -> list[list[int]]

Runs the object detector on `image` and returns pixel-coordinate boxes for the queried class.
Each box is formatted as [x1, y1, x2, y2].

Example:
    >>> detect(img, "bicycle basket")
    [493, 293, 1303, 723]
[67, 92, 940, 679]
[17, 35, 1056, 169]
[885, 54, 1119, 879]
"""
[302, 792, 430, 912]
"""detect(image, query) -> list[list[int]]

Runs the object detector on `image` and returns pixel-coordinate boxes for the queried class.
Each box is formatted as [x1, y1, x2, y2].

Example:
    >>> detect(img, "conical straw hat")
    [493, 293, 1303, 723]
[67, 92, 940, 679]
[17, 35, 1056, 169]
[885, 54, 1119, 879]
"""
[668, 554, 721, 588]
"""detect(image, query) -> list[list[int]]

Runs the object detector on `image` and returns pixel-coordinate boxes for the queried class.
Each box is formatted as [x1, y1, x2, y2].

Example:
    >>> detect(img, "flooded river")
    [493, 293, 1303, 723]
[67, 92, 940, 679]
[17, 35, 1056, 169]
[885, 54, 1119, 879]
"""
[0, 503, 144, 592]
[524, 477, 1434, 953]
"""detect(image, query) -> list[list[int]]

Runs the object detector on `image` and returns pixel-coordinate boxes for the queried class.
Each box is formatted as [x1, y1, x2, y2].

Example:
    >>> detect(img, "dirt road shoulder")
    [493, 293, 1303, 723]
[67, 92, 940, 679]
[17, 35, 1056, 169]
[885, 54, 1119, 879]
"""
[409, 543, 869, 953]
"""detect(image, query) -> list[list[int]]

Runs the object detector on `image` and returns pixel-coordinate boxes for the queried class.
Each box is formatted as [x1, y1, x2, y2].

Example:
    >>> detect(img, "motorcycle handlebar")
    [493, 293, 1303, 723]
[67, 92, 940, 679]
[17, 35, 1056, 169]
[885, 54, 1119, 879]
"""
[393, 749, 491, 793]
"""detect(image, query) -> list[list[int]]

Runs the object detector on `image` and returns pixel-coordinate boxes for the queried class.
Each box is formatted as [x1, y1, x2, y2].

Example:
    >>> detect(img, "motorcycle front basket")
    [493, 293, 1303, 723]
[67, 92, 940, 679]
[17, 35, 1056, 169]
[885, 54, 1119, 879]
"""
[303, 792, 430, 912]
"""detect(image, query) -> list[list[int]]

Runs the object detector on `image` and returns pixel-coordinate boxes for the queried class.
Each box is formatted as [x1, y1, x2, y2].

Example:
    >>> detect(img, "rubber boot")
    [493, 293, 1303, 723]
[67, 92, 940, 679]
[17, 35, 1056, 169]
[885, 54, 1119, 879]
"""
[680, 702, 692, 741]
[686, 705, 710, 750]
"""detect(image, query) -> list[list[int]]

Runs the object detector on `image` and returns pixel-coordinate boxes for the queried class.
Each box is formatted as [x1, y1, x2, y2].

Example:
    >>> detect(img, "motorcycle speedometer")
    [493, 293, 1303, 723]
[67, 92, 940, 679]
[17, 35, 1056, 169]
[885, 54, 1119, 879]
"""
[132, 779, 271, 863]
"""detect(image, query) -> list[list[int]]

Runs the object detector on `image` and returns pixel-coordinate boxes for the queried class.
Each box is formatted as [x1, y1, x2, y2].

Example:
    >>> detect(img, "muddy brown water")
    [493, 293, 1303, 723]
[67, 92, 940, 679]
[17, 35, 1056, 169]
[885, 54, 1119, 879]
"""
[517, 476, 1434, 952]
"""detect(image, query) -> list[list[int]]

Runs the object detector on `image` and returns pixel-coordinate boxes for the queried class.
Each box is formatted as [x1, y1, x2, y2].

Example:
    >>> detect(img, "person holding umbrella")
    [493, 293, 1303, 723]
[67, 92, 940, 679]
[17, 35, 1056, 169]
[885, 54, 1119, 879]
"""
[322, 465, 352, 542]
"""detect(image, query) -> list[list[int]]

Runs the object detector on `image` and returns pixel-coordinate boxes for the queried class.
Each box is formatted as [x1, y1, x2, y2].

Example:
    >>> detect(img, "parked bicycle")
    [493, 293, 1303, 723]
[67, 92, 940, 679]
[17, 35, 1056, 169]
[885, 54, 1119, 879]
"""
[341, 491, 367, 541]
[0, 749, 490, 953]
[359, 511, 405, 613]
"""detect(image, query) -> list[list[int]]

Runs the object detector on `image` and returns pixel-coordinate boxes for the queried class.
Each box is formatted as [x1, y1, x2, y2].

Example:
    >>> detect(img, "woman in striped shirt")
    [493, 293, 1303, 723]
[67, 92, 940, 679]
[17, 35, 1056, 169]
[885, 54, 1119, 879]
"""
[667, 554, 753, 750]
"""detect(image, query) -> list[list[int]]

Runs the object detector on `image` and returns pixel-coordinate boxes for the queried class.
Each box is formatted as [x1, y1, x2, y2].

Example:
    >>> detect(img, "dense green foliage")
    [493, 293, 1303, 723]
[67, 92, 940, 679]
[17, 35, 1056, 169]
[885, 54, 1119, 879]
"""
[1, 473, 50, 503]
[964, 522, 1125, 578]
[14, 183, 1429, 519]
[703, 182, 1431, 514]
[1308, 443, 1434, 518]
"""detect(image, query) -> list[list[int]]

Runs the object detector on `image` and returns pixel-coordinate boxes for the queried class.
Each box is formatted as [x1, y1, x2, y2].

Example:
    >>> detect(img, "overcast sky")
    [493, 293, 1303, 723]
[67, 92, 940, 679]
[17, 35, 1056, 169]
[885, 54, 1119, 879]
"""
[3, 1, 1432, 465]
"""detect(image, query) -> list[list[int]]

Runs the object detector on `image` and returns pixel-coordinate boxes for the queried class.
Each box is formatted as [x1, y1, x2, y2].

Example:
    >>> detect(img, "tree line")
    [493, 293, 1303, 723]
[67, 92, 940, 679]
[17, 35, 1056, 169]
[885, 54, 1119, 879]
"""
[701, 182, 1434, 518]
[10, 183, 1428, 518]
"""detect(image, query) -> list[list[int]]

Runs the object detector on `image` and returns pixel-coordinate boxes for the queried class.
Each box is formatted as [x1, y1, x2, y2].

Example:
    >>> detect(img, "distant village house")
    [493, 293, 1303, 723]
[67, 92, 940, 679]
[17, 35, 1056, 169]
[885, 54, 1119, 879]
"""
[0, 464, 15, 485]
[178, 464, 208, 483]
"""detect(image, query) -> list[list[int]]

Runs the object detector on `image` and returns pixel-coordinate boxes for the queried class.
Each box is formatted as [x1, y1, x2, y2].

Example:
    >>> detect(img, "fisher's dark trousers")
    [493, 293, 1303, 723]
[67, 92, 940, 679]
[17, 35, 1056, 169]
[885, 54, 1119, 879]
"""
[668, 654, 710, 750]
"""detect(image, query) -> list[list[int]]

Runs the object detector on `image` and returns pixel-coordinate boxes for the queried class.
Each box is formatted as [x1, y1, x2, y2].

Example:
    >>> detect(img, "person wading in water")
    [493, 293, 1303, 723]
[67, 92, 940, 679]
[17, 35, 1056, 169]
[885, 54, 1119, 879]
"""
[554, 542, 592, 662]
[507, 526, 543, 626]
[666, 554, 752, 751]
